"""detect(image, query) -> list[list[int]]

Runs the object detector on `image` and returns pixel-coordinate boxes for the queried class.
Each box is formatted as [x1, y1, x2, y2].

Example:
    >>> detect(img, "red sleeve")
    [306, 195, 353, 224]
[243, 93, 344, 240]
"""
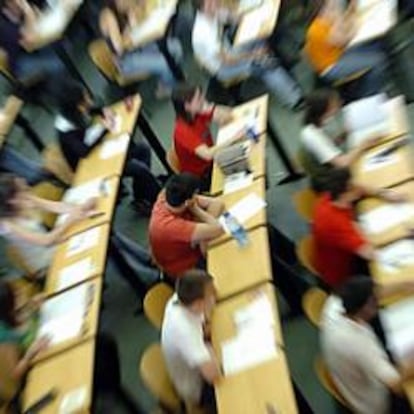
[334, 219, 367, 253]
[169, 216, 197, 243]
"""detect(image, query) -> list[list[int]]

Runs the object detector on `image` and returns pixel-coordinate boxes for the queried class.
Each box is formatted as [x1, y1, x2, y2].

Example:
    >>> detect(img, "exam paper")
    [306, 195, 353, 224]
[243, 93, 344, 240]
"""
[216, 119, 248, 146]
[60, 386, 88, 414]
[359, 203, 414, 234]
[362, 150, 398, 172]
[83, 124, 106, 146]
[223, 172, 253, 194]
[99, 133, 130, 160]
[63, 177, 111, 204]
[57, 257, 94, 291]
[376, 239, 414, 271]
[66, 227, 101, 258]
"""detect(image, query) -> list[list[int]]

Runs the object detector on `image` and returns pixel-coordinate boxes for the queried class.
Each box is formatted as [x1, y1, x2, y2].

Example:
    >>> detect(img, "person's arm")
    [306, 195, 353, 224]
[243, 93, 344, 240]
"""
[212, 105, 233, 126]
[29, 195, 97, 215]
[14, 336, 49, 378]
[192, 222, 224, 243]
[328, 0, 357, 47]
[376, 281, 414, 302]
[355, 243, 375, 261]
[195, 195, 225, 218]
[99, 8, 126, 55]
[199, 354, 222, 384]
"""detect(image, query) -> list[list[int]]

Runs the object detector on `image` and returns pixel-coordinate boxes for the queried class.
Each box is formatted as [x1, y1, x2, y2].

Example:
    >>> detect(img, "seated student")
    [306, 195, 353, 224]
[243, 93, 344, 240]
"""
[172, 83, 245, 189]
[299, 88, 379, 182]
[312, 167, 403, 288]
[191, 0, 303, 110]
[53, 80, 161, 213]
[304, 0, 387, 99]
[0, 0, 65, 82]
[0, 281, 50, 407]
[321, 276, 414, 414]
[161, 270, 220, 412]
[149, 173, 224, 278]
[99, 0, 182, 98]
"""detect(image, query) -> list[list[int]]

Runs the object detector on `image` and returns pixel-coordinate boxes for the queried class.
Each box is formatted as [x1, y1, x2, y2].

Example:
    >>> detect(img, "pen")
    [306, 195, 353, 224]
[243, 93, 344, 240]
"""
[373, 137, 408, 159]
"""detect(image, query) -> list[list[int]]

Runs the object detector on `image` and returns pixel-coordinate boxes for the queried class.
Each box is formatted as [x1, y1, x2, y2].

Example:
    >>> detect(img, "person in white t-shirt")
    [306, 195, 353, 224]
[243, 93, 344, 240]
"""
[299, 89, 380, 186]
[321, 276, 414, 414]
[161, 269, 220, 412]
[191, 0, 303, 109]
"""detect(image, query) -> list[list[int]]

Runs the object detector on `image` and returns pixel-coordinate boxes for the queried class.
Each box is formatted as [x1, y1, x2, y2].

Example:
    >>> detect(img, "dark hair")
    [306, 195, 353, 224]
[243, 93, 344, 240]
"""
[176, 269, 213, 305]
[304, 89, 338, 126]
[172, 83, 199, 123]
[337, 276, 374, 315]
[0, 282, 16, 327]
[0, 173, 20, 219]
[318, 167, 351, 200]
[192, 0, 205, 11]
[165, 173, 201, 207]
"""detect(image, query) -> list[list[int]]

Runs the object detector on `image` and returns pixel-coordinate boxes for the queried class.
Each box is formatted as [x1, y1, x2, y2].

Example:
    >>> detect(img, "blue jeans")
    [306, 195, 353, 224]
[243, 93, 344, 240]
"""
[323, 43, 387, 98]
[0, 145, 48, 185]
[118, 40, 182, 87]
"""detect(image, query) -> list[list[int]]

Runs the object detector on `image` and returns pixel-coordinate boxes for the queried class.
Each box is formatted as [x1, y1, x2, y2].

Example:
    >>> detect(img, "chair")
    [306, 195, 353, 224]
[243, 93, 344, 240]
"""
[143, 283, 174, 330]
[42, 143, 74, 186]
[301, 287, 328, 327]
[296, 234, 318, 275]
[314, 356, 350, 408]
[0, 50, 13, 81]
[139, 343, 181, 413]
[292, 188, 318, 222]
[166, 147, 181, 174]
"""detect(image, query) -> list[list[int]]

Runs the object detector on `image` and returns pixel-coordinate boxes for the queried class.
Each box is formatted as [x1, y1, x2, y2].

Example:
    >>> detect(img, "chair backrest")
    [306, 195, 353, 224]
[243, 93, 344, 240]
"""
[143, 283, 174, 330]
[296, 234, 318, 275]
[42, 143, 74, 186]
[166, 147, 181, 174]
[302, 287, 328, 327]
[292, 188, 318, 222]
[139, 343, 181, 412]
[88, 39, 119, 82]
[314, 356, 350, 408]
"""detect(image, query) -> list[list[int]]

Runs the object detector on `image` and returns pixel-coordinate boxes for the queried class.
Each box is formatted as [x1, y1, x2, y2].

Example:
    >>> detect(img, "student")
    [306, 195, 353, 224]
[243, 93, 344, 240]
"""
[321, 276, 414, 414]
[99, 0, 182, 97]
[172, 84, 244, 189]
[53, 80, 161, 213]
[0, 281, 49, 405]
[191, 0, 303, 109]
[149, 173, 224, 278]
[299, 88, 379, 181]
[0, 0, 65, 82]
[304, 0, 387, 98]
[312, 167, 404, 288]
[161, 270, 220, 412]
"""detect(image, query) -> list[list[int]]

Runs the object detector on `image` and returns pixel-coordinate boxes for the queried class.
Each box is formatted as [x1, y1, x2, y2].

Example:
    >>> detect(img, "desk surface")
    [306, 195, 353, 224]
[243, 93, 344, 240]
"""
[212, 284, 297, 414]
[23, 339, 94, 414]
[208, 226, 272, 299]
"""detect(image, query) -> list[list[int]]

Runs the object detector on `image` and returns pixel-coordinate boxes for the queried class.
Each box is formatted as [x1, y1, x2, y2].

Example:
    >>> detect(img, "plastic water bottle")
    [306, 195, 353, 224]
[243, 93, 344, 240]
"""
[223, 212, 249, 247]
[246, 125, 259, 143]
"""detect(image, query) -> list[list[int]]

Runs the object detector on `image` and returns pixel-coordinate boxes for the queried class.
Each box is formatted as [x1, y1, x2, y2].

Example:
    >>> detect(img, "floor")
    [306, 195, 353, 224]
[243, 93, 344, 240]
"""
[0, 4, 413, 413]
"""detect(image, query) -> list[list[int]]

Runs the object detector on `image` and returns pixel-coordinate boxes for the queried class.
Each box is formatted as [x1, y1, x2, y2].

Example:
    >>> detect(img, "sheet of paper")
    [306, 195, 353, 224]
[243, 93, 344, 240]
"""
[362, 150, 399, 172]
[63, 177, 111, 204]
[57, 257, 95, 291]
[359, 203, 414, 234]
[83, 124, 106, 146]
[221, 325, 277, 376]
[66, 227, 101, 258]
[99, 133, 129, 160]
[223, 172, 253, 194]
[216, 119, 247, 146]
[376, 239, 414, 271]
[236, 11, 262, 43]
[60, 386, 88, 414]
[238, 0, 263, 13]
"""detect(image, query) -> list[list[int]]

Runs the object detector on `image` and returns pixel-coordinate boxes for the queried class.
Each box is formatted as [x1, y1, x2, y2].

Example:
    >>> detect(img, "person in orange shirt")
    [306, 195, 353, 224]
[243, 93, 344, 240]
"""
[305, 0, 387, 98]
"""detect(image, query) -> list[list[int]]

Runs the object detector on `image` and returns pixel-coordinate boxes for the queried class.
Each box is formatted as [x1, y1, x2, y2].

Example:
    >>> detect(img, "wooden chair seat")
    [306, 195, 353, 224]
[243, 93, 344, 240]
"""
[296, 234, 318, 275]
[292, 188, 318, 222]
[166, 147, 181, 174]
[42, 144, 74, 186]
[302, 287, 328, 327]
[143, 283, 174, 330]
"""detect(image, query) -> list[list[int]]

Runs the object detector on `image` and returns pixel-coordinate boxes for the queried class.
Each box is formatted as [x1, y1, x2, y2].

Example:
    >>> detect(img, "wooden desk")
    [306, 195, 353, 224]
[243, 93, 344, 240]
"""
[45, 223, 110, 295]
[352, 139, 414, 189]
[211, 134, 266, 194]
[210, 178, 266, 247]
[358, 181, 414, 246]
[0, 96, 22, 138]
[33, 278, 102, 363]
[233, 0, 281, 46]
[208, 226, 272, 299]
[212, 284, 298, 414]
[23, 339, 94, 414]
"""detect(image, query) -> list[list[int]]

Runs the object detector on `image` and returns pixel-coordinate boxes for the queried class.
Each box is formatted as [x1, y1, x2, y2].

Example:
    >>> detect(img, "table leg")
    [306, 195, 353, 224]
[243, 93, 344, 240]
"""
[157, 38, 185, 81]
[266, 120, 303, 184]
[15, 114, 45, 152]
[137, 112, 174, 175]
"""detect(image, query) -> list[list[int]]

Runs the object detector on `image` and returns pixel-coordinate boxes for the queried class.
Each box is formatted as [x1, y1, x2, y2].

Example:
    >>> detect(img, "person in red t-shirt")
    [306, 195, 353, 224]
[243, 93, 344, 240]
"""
[312, 167, 405, 288]
[149, 173, 224, 278]
[172, 84, 245, 190]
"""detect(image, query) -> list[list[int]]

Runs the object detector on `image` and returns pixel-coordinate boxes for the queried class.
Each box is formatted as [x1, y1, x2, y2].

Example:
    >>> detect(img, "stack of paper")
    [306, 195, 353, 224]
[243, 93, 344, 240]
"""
[381, 297, 414, 368]
[66, 227, 101, 258]
[57, 257, 95, 291]
[359, 203, 414, 234]
[99, 133, 129, 160]
[37, 284, 89, 345]
[376, 239, 414, 272]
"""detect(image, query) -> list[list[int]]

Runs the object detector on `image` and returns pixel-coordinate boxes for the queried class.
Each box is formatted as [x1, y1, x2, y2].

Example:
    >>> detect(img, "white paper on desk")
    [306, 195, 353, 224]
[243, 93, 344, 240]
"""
[216, 119, 247, 146]
[57, 257, 95, 291]
[223, 172, 253, 194]
[37, 283, 88, 345]
[238, 0, 263, 13]
[362, 150, 398, 172]
[83, 124, 106, 146]
[233, 293, 274, 331]
[66, 226, 101, 258]
[359, 203, 414, 234]
[60, 386, 88, 414]
[63, 177, 111, 204]
[383, 95, 407, 135]
[99, 133, 130, 160]
[221, 324, 277, 376]
[376, 239, 414, 271]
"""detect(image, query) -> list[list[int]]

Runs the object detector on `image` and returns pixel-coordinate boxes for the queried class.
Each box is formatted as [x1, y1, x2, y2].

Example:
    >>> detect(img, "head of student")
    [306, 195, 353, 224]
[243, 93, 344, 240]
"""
[0, 281, 17, 328]
[165, 173, 201, 211]
[319, 167, 360, 203]
[176, 269, 216, 314]
[0, 174, 30, 219]
[304, 89, 341, 127]
[193, 0, 220, 13]
[338, 276, 377, 322]
[172, 83, 206, 123]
